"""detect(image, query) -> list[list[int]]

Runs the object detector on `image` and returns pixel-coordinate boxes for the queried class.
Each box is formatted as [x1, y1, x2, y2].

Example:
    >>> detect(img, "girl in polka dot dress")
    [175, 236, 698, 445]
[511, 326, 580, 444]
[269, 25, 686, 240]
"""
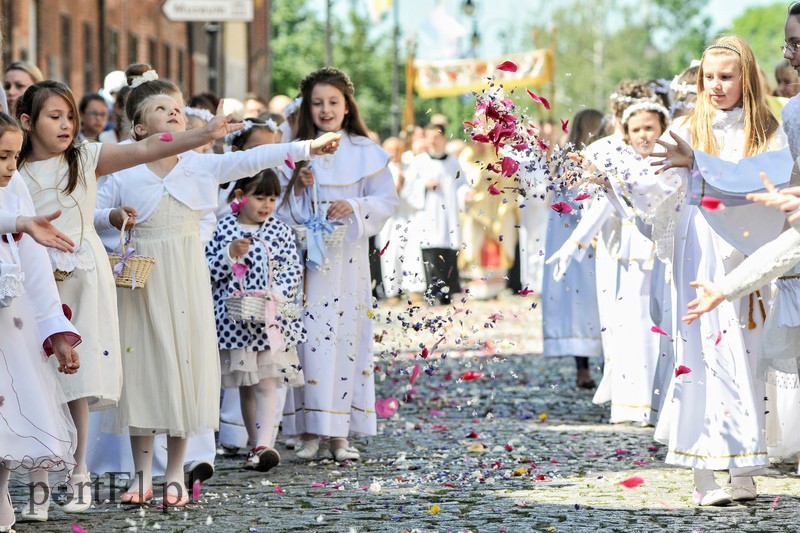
[206, 170, 305, 471]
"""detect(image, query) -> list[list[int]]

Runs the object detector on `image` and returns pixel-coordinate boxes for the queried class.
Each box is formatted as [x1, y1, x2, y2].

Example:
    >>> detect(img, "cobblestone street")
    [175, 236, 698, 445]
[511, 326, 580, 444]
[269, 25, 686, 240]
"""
[9, 294, 800, 532]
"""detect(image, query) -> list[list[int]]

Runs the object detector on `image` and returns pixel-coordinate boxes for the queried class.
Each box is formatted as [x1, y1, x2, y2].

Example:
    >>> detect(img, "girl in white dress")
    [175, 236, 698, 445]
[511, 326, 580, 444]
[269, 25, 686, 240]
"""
[607, 36, 787, 505]
[281, 67, 399, 462]
[97, 75, 339, 506]
[0, 113, 80, 529]
[14, 79, 244, 516]
[207, 171, 305, 472]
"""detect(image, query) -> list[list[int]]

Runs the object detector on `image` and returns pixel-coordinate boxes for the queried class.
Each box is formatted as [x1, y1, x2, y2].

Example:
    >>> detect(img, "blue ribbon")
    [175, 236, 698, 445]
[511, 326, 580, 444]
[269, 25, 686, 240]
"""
[113, 247, 138, 288]
[304, 215, 335, 268]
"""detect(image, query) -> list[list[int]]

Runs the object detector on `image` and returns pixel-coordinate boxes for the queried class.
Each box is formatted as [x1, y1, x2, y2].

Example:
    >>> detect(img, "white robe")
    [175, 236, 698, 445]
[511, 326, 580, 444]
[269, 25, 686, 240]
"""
[613, 110, 788, 469]
[282, 134, 398, 438]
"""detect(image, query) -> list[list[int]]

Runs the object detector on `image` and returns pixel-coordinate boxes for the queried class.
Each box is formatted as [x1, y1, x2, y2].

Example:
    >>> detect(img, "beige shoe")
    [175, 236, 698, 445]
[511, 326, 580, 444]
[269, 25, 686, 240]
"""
[295, 438, 320, 460]
[728, 476, 757, 502]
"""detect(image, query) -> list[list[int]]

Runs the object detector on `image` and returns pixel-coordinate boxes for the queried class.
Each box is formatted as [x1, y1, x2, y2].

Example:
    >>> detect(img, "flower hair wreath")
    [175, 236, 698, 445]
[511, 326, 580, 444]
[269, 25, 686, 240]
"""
[224, 119, 279, 144]
[621, 101, 670, 125]
[130, 70, 159, 89]
[184, 106, 215, 123]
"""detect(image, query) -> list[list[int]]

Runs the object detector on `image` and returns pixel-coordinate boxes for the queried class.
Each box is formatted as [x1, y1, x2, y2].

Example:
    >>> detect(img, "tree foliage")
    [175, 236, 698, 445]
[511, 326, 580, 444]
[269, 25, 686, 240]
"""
[729, 3, 788, 90]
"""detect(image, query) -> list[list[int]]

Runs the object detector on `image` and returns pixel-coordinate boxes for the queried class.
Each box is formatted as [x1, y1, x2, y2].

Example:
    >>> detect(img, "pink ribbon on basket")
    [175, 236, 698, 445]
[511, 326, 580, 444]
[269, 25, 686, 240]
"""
[263, 296, 286, 354]
[113, 247, 138, 288]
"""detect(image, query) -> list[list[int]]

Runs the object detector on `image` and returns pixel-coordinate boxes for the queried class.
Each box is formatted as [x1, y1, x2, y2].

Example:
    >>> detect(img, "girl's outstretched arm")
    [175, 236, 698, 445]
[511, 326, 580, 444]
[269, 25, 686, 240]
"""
[95, 100, 243, 177]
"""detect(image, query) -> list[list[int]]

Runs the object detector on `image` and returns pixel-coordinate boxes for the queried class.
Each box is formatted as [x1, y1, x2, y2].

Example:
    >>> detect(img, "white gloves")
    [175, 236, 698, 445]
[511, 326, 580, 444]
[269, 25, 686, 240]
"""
[545, 240, 579, 282]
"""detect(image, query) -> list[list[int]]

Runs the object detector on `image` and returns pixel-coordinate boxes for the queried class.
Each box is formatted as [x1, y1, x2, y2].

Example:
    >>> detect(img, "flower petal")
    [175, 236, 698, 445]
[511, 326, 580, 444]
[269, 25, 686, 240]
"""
[619, 476, 645, 488]
[285, 153, 296, 170]
[675, 365, 692, 377]
[561, 118, 569, 134]
[375, 397, 400, 418]
[650, 325, 670, 336]
[496, 61, 518, 72]
[700, 196, 725, 211]
[573, 193, 590, 201]
[526, 89, 551, 110]
[488, 183, 502, 196]
[551, 202, 573, 214]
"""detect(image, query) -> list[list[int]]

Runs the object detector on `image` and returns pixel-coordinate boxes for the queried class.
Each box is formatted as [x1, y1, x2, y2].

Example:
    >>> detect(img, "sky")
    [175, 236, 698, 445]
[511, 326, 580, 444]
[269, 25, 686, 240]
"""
[312, 0, 785, 61]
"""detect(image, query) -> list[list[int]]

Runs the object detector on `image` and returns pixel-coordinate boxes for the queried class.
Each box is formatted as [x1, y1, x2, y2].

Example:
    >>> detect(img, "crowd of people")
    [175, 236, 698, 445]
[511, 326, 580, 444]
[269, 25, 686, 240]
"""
[4, 2, 800, 529]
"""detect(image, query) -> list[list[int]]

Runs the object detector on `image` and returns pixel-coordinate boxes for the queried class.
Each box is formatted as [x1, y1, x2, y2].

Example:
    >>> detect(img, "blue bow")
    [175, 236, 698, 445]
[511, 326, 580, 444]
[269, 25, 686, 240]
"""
[304, 215, 335, 268]
[113, 247, 138, 288]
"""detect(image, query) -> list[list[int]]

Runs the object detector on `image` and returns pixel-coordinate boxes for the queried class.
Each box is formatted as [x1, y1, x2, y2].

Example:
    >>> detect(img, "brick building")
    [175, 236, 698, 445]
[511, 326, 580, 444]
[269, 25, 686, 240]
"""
[1, 0, 272, 101]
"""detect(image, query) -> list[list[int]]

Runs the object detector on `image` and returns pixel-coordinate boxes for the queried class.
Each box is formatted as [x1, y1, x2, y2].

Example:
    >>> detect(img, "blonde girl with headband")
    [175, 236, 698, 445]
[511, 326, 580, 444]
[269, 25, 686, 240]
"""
[14, 78, 244, 519]
[547, 81, 667, 426]
[609, 35, 787, 505]
[95, 71, 339, 507]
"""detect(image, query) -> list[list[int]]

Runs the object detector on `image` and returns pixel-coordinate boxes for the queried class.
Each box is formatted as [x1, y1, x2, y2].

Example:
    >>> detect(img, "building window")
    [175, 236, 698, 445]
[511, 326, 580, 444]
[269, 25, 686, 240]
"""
[163, 43, 172, 80]
[177, 48, 185, 88]
[60, 14, 71, 84]
[2, 0, 13, 69]
[83, 22, 93, 94]
[107, 28, 119, 71]
[128, 32, 138, 66]
[148, 38, 158, 71]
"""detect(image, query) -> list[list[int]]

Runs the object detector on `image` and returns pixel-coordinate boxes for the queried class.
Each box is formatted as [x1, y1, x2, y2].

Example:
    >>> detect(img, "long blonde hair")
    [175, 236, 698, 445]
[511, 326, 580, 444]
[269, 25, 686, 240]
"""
[690, 35, 778, 157]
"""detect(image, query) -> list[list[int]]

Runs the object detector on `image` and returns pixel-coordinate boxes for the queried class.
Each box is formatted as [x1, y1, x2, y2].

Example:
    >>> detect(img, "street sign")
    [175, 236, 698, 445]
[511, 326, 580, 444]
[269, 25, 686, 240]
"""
[162, 0, 254, 22]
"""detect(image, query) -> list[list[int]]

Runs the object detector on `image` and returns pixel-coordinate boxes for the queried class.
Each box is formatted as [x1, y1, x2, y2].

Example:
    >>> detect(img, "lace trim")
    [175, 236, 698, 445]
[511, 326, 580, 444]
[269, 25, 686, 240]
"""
[48, 246, 95, 273]
[0, 271, 25, 305]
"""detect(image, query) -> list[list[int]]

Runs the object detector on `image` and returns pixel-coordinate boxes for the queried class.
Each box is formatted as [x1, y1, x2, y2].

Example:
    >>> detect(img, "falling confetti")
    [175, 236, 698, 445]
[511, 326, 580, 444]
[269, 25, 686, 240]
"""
[488, 183, 502, 196]
[675, 365, 692, 377]
[285, 152, 296, 170]
[699, 196, 725, 211]
[561, 118, 569, 134]
[551, 202, 573, 215]
[650, 325, 670, 336]
[526, 89, 551, 110]
[496, 60, 518, 72]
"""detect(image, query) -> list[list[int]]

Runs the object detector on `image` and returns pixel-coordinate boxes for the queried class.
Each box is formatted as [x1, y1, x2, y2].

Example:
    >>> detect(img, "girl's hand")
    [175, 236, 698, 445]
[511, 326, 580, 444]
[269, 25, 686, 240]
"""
[650, 131, 694, 174]
[294, 167, 314, 196]
[747, 172, 800, 223]
[16, 211, 75, 253]
[310, 132, 342, 156]
[204, 99, 245, 141]
[326, 200, 354, 220]
[682, 280, 725, 325]
[229, 238, 250, 258]
[49, 333, 80, 374]
[110, 207, 138, 230]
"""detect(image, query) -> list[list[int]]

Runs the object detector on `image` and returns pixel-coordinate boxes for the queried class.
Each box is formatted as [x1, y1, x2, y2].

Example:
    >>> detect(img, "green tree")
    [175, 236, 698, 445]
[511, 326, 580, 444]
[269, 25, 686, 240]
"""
[729, 3, 788, 89]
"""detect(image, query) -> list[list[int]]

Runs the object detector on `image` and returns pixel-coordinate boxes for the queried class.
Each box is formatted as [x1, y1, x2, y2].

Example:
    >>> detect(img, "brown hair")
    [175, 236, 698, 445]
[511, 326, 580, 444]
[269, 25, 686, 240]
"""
[0, 112, 22, 140]
[124, 64, 182, 138]
[284, 67, 370, 205]
[690, 36, 778, 157]
[567, 109, 605, 149]
[16, 80, 84, 195]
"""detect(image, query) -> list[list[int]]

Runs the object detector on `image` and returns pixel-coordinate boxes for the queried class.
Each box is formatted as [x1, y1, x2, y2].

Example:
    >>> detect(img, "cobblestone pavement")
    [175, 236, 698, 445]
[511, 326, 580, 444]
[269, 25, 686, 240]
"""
[9, 293, 800, 532]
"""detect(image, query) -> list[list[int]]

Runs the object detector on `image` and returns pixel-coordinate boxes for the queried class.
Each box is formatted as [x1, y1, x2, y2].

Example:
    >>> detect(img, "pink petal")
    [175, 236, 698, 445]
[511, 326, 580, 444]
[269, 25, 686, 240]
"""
[550, 202, 573, 214]
[409, 364, 421, 386]
[501, 156, 519, 177]
[715, 331, 722, 346]
[526, 89, 551, 110]
[311, 482, 326, 488]
[518, 288, 535, 296]
[192, 480, 201, 500]
[274, 486, 283, 493]
[285, 153, 296, 170]
[619, 476, 645, 488]
[675, 365, 692, 377]
[158, 132, 173, 142]
[650, 325, 670, 336]
[496, 61, 518, 72]
[561, 118, 569, 134]
[504, 443, 514, 451]
[375, 397, 400, 418]
[379, 240, 390, 256]
[537, 139, 549, 151]
[420, 347, 429, 359]
[573, 193, 590, 201]
[466, 431, 479, 438]
[460, 371, 483, 381]
[488, 183, 502, 196]
[72, 526, 89, 533]
[700, 196, 725, 211]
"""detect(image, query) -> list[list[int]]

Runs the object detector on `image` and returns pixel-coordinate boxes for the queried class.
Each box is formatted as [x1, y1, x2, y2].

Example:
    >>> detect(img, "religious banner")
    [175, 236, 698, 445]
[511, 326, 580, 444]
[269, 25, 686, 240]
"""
[413, 49, 553, 98]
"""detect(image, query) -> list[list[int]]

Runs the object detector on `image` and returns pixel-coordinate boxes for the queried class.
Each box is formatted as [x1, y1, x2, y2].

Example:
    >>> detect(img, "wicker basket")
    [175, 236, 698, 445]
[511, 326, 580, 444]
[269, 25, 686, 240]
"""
[54, 269, 73, 281]
[293, 222, 346, 250]
[108, 216, 155, 289]
[225, 293, 269, 323]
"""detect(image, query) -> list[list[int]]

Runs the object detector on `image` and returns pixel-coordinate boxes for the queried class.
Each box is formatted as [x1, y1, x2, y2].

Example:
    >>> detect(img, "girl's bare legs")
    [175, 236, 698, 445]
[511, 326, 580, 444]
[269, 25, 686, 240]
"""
[128, 435, 154, 496]
[23, 469, 49, 520]
[0, 465, 14, 527]
[164, 436, 188, 499]
[239, 385, 257, 448]
[62, 398, 92, 511]
[254, 378, 278, 447]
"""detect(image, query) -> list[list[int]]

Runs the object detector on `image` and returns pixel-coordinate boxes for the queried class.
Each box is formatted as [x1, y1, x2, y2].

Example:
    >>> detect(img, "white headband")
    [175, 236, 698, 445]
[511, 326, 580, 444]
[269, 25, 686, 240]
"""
[184, 106, 214, 123]
[283, 97, 302, 117]
[609, 92, 659, 105]
[225, 119, 279, 145]
[621, 101, 670, 125]
[130, 70, 159, 89]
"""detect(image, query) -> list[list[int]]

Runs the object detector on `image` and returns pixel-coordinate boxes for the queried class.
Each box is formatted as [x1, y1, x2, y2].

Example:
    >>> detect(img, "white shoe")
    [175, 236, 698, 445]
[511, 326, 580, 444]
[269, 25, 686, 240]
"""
[295, 438, 320, 460]
[0, 493, 15, 532]
[60, 472, 92, 513]
[330, 446, 360, 462]
[728, 476, 757, 502]
[284, 436, 299, 450]
[19, 500, 48, 522]
[693, 487, 732, 506]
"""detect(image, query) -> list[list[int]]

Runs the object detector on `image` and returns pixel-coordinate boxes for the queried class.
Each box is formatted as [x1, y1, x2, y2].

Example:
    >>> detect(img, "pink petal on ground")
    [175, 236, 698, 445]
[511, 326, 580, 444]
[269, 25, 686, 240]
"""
[158, 132, 173, 142]
[72, 526, 89, 533]
[460, 371, 483, 381]
[675, 365, 692, 377]
[496, 61, 518, 72]
[192, 480, 201, 500]
[409, 364, 421, 385]
[375, 397, 400, 418]
[650, 325, 670, 336]
[505, 443, 514, 452]
[699, 196, 725, 211]
[285, 153, 296, 170]
[619, 476, 645, 488]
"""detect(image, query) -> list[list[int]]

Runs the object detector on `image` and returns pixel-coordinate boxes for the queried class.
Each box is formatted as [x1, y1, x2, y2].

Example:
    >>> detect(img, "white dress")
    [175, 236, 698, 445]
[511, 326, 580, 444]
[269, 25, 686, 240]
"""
[19, 142, 123, 409]
[615, 110, 788, 470]
[282, 133, 398, 438]
[0, 183, 78, 473]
